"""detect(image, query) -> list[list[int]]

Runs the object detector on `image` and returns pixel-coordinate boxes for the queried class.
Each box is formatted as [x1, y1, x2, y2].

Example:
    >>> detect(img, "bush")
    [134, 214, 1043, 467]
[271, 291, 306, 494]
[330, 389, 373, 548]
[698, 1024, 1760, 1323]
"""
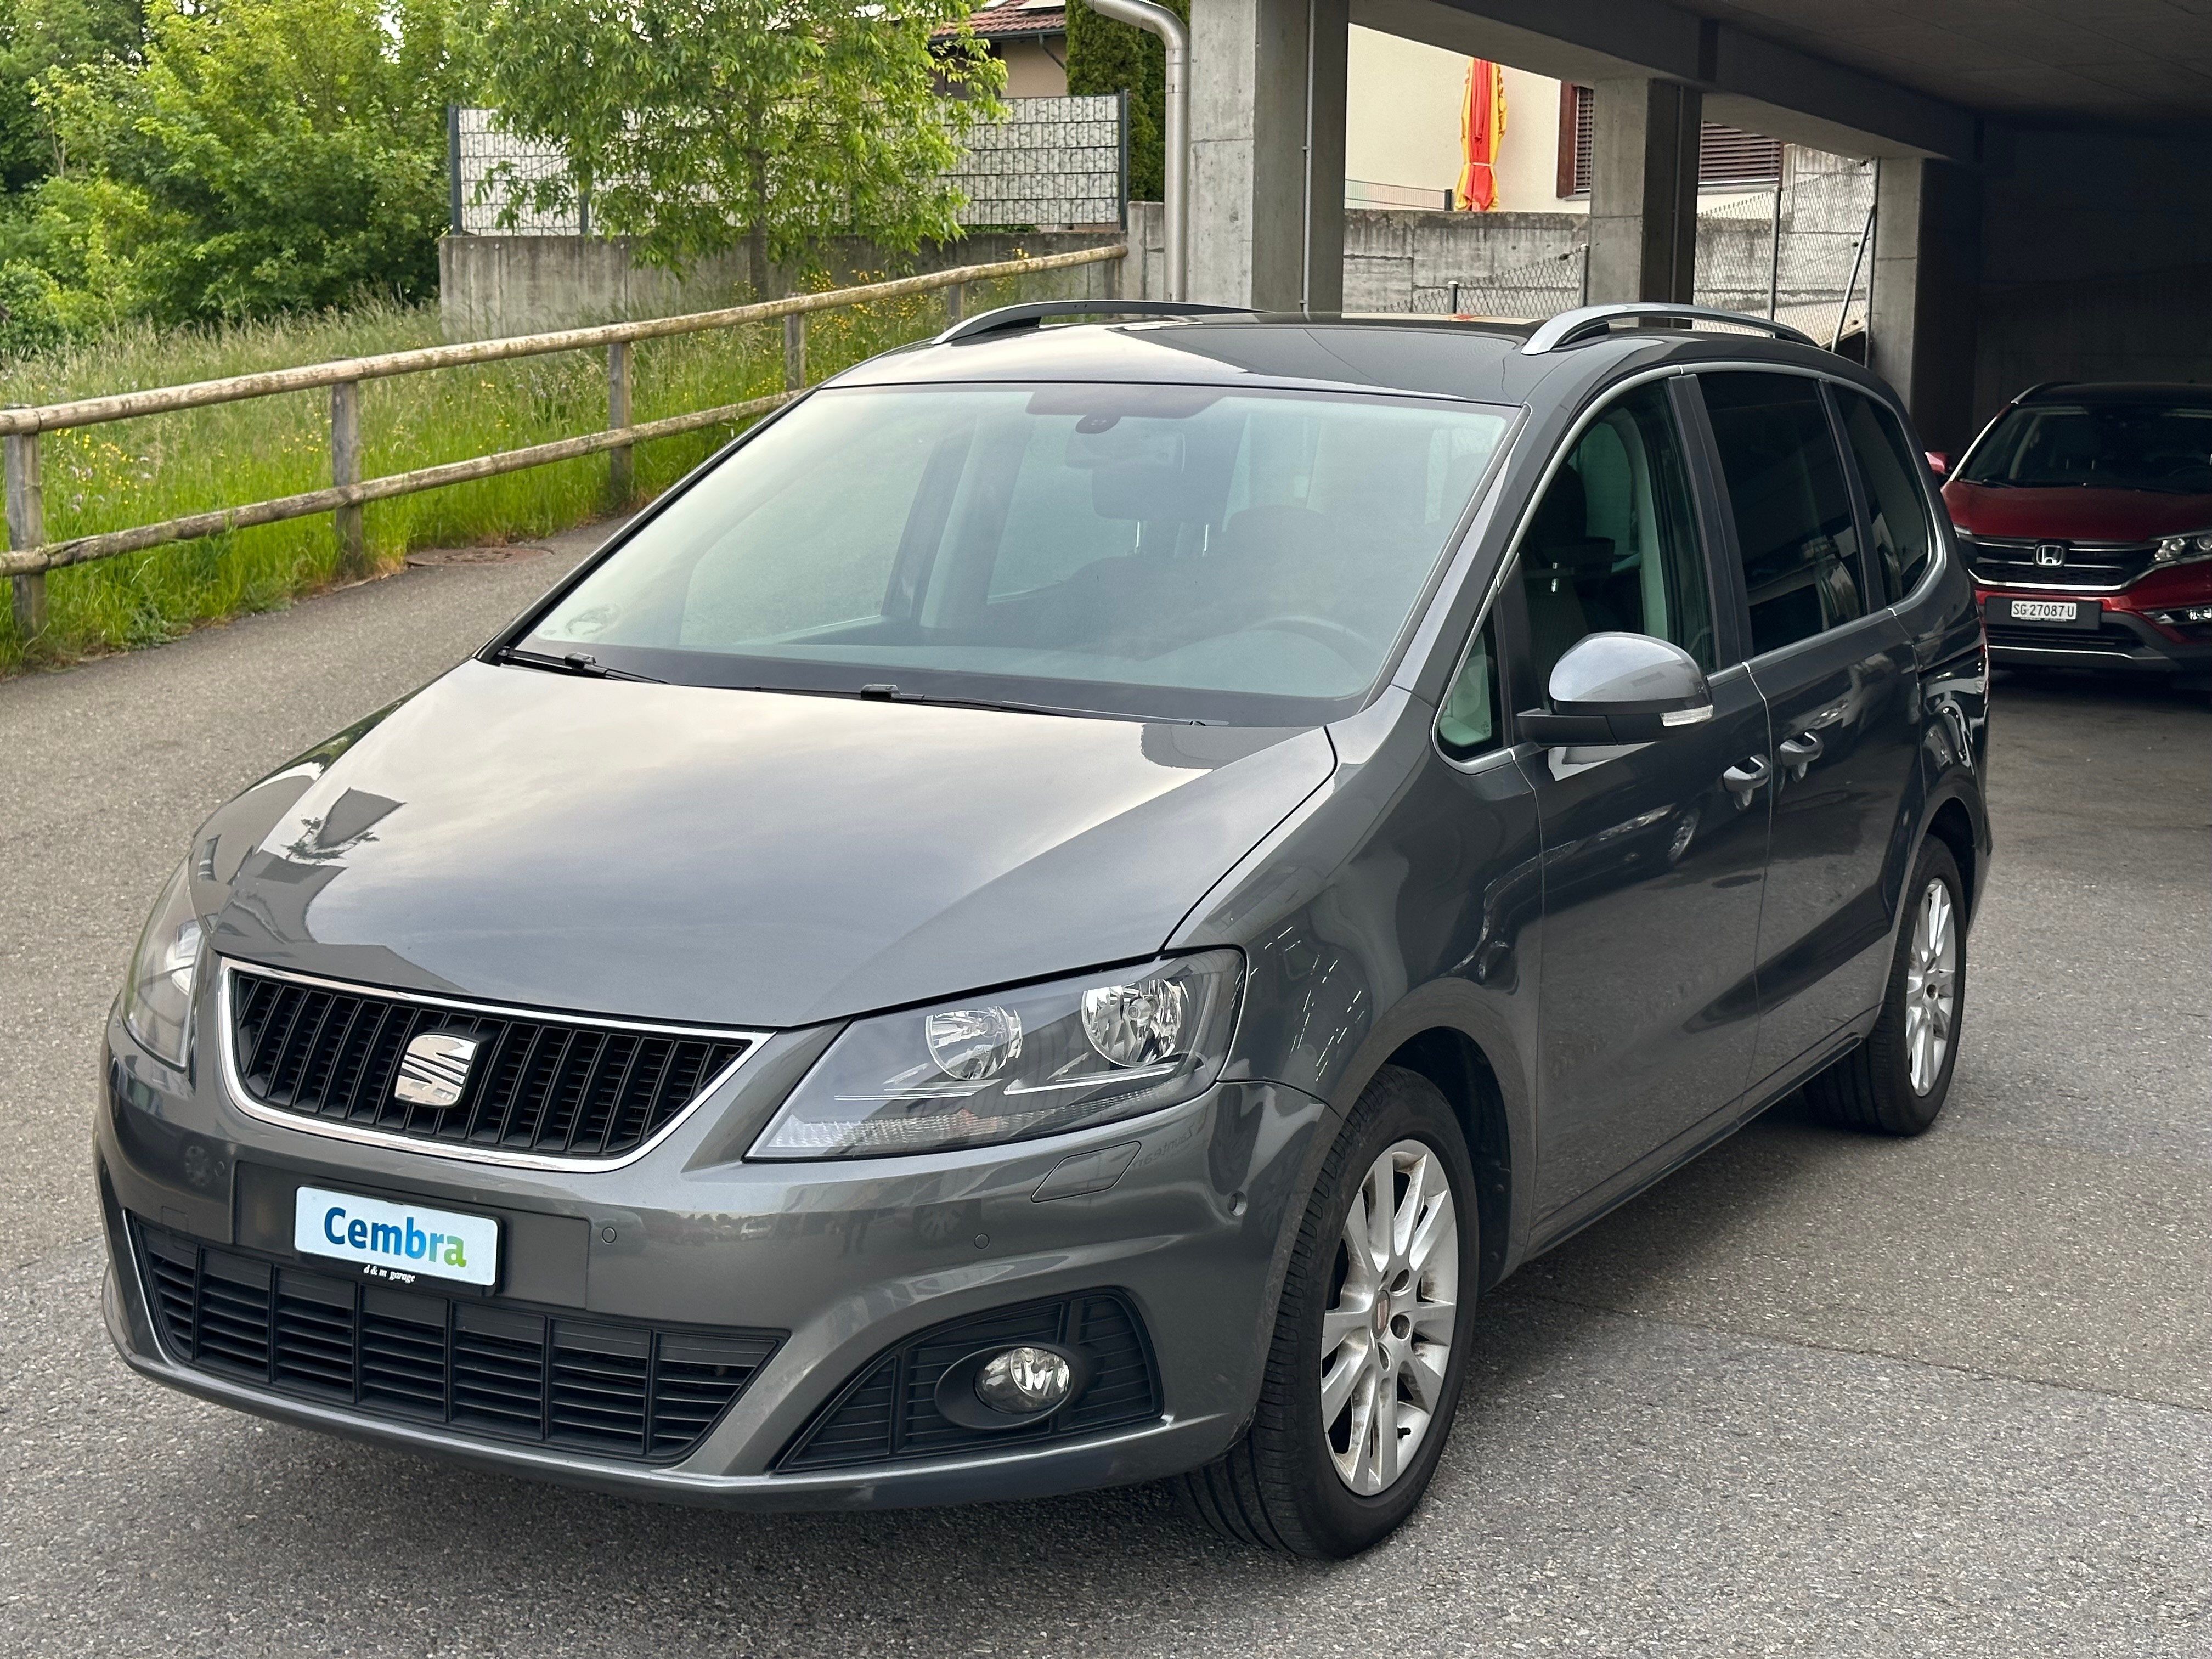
[0, 257, 65, 356]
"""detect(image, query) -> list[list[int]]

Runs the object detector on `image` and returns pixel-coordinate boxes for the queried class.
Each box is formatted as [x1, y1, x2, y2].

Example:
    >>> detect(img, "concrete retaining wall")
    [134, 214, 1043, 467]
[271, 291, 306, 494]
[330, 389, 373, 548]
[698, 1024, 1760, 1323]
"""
[439, 230, 1129, 340]
[438, 201, 1853, 338]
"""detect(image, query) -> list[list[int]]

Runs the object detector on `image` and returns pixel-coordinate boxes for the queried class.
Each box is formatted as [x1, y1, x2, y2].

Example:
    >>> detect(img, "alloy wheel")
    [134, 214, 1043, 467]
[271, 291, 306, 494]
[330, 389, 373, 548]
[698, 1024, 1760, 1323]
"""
[1903, 877, 1958, 1096]
[1319, 1139, 1459, 1494]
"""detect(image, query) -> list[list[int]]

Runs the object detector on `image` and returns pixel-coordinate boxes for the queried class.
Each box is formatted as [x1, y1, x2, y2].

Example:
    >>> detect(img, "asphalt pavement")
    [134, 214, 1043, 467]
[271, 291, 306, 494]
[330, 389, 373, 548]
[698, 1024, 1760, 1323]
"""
[3, 538, 2207, 1657]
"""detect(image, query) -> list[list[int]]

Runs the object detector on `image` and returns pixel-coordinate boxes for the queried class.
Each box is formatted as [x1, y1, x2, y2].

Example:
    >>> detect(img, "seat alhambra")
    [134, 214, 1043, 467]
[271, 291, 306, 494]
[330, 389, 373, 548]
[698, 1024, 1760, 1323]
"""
[99, 301, 1991, 1558]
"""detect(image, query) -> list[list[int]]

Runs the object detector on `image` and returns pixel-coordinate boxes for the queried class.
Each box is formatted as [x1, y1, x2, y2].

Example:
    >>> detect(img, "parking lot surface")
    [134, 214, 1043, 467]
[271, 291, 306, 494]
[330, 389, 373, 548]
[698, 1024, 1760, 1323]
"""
[3, 535, 2207, 1657]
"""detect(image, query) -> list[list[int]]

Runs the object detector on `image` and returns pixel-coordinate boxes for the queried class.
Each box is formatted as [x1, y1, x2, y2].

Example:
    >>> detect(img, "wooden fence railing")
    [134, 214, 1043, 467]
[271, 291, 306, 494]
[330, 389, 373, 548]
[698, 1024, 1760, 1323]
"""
[2, 243, 1128, 637]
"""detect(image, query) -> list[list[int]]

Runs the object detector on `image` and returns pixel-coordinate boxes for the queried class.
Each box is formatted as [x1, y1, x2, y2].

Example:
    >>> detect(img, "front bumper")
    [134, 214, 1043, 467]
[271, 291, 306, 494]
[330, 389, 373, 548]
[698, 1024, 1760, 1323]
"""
[98, 1005, 1330, 1509]
[1980, 593, 2212, 679]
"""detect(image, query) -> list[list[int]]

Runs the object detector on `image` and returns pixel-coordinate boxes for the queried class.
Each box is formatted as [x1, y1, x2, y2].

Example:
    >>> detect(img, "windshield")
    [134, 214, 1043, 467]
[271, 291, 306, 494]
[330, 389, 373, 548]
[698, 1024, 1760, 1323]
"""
[527, 382, 1514, 724]
[1959, 401, 2212, 493]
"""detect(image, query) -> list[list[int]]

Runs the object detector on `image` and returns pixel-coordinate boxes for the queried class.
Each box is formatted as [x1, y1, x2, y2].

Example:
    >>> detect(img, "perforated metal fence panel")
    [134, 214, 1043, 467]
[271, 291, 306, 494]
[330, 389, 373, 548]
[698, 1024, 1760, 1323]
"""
[946, 94, 1125, 230]
[454, 107, 582, 236]
[450, 97, 1125, 239]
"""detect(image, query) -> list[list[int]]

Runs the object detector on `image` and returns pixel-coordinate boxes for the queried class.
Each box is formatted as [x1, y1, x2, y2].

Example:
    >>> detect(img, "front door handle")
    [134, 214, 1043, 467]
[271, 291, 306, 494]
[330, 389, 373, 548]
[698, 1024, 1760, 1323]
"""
[1720, 755, 1770, 807]
[1779, 731, 1825, 767]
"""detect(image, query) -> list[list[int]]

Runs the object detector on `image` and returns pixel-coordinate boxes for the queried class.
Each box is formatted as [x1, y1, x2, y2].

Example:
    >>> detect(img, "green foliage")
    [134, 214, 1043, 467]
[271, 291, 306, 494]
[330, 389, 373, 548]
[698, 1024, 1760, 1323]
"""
[0, 269, 1041, 672]
[458, 0, 1006, 293]
[0, 0, 149, 194]
[12, 0, 146, 78]
[0, 254, 63, 353]
[1065, 0, 1183, 203]
[32, 0, 455, 323]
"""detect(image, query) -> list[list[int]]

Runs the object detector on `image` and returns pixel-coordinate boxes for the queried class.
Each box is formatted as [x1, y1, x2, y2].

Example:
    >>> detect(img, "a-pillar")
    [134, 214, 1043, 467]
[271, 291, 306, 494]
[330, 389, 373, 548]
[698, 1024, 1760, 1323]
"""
[1584, 78, 1702, 306]
[1188, 0, 1348, 311]
[1869, 157, 1983, 455]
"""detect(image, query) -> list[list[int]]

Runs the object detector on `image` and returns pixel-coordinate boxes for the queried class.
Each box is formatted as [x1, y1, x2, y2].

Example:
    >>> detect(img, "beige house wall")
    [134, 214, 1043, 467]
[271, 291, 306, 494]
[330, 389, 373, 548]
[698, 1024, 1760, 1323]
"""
[1345, 31, 1583, 215]
[995, 37, 1069, 98]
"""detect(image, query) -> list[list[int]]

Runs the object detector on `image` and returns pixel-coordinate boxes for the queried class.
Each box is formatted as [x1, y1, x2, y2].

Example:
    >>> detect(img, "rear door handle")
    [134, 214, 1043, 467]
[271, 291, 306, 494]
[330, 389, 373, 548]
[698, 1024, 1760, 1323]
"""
[1779, 732, 1825, 766]
[1721, 755, 1770, 798]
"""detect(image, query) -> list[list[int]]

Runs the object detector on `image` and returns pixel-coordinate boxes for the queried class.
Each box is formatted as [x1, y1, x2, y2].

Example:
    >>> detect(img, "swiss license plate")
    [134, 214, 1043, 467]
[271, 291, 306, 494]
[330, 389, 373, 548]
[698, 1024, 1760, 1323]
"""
[2004, 598, 2081, 623]
[295, 1185, 499, 1287]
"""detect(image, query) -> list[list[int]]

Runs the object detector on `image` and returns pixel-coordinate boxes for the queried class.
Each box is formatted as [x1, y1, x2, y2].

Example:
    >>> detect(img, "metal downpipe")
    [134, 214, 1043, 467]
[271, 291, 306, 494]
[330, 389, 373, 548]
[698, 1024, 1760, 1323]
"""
[1080, 0, 1189, 301]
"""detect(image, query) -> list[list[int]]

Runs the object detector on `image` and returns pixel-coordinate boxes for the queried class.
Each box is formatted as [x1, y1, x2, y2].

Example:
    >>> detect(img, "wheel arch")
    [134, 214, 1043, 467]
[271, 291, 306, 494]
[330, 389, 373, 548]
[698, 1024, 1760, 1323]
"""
[1379, 1027, 1515, 1292]
[1923, 795, 1981, 926]
[1294, 974, 1534, 1294]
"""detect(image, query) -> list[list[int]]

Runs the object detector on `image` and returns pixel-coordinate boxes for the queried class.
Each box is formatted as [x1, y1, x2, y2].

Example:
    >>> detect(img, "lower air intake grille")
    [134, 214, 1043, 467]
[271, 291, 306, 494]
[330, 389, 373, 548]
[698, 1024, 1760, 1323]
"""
[777, 1291, 1161, 1471]
[134, 1222, 780, 1463]
[1987, 619, 2140, 652]
[226, 966, 753, 1163]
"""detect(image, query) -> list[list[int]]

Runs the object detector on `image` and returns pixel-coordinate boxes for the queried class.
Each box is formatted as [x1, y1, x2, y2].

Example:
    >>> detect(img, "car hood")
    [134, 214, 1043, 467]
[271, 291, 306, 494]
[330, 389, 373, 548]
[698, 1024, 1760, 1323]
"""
[195, 662, 1335, 1029]
[1943, 480, 2212, 541]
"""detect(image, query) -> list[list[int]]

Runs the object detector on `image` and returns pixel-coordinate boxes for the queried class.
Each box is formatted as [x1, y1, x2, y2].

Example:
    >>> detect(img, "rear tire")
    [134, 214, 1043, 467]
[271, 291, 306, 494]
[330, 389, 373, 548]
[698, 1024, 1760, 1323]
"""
[1805, 838, 1966, 1136]
[1173, 1066, 1476, 1558]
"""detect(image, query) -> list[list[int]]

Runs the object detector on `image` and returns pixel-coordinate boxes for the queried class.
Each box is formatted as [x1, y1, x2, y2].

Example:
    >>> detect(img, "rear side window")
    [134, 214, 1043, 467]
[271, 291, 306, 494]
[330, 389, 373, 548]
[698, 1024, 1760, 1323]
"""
[1837, 392, 1936, 601]
[1699, 372, 1867, 655]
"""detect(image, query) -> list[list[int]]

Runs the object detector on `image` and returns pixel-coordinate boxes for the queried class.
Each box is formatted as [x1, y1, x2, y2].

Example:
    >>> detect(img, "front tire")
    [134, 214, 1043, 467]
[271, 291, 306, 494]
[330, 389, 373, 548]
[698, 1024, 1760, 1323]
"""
[1805, 838, 1966, 1135]
[1174, 1066, 1476, 1558]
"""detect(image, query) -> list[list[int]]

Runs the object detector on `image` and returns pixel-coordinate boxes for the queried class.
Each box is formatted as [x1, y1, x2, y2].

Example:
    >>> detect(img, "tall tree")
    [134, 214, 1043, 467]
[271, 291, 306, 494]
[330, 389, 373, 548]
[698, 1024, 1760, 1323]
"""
[37, 0, 455, 320]
[1064, 0, 1183, 204]
[459, 0, 1005, 297]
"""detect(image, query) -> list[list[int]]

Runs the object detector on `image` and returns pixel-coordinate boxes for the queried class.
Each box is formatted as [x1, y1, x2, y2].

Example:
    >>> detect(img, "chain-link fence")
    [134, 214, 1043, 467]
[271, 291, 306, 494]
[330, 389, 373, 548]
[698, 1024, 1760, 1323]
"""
[450, 96, 1126, 239]
[1694, 150, 1876, 342]
[1418, 248, 1588, 319]
[1417, 148, 1877, 343]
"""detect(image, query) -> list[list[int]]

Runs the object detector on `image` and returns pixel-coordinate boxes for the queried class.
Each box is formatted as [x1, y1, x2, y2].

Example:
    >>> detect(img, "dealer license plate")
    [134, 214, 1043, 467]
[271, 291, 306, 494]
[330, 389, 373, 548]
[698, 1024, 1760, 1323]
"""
[2004, 599, 2080, 623]
[294, 1185, 499, 1287]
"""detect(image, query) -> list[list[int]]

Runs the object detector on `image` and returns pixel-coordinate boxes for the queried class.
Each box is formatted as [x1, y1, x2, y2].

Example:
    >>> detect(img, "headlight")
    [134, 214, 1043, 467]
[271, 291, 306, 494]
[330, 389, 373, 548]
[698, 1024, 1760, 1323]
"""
[2154, 531, 2212, 566]
[750, 950, 1242, 1159]
[120, 860, 204, 1069]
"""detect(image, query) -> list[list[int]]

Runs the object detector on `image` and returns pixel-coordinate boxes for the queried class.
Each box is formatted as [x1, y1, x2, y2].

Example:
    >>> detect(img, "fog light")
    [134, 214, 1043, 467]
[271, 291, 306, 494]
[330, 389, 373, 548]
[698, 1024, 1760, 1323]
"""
[975, 1346, 1073, 1415]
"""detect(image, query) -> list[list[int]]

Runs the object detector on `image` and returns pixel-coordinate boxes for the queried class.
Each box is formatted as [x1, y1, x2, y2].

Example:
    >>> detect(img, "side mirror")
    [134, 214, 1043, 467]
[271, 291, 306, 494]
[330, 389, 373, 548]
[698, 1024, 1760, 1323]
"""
[1519, 633, 1714, 745]
[1925, 450, 1950, 476]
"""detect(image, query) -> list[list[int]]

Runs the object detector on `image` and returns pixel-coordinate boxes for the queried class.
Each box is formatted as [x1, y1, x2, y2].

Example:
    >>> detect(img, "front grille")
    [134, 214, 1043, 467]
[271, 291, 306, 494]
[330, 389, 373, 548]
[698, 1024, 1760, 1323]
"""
[135, 1222, 780, 1463]
[1963, 537, 2157, 591]
[227, 966, 753, 1163]
[778, 1291, 1161, 1471]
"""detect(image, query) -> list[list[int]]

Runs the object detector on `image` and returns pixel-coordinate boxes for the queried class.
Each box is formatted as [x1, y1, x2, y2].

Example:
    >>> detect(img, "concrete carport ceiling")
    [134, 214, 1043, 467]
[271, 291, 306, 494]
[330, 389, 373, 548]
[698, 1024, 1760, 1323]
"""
[1351, 0, 2212, 161]
[1679, 0, 2212, 132]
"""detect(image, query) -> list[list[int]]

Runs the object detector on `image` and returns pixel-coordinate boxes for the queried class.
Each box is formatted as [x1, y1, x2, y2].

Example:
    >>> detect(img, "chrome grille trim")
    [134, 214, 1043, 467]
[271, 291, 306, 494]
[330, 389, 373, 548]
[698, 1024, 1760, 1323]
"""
[1960, 534, 2158, 594]
[216, 959, 770, 1173]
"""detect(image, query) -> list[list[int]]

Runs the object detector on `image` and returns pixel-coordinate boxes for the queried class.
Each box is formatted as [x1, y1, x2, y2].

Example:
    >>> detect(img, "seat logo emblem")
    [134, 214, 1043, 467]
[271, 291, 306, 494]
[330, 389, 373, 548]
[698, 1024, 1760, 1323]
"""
[394, 1032, 479, 1109]
[2034, 541, 2068, 566]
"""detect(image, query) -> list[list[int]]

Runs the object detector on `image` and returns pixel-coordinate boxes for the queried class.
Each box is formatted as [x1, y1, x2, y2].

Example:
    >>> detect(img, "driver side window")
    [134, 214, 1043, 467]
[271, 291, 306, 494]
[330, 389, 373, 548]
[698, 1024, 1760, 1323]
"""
[1518, 382, 1716, 691]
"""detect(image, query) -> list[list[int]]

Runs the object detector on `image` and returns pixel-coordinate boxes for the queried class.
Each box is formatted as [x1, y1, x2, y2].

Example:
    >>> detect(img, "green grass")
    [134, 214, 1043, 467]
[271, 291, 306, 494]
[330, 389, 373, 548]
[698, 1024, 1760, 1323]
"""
[0, 270, 1039, 675]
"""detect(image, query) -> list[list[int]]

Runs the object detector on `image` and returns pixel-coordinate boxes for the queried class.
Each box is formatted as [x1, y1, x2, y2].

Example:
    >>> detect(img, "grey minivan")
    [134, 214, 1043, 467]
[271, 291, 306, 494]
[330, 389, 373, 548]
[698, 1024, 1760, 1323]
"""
[99, 301, 1991, 1558]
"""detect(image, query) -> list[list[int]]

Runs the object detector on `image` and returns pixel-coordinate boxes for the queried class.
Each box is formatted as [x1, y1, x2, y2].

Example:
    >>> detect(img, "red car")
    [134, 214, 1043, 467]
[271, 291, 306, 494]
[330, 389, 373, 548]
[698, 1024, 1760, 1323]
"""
[1942, 381, 2212, 691]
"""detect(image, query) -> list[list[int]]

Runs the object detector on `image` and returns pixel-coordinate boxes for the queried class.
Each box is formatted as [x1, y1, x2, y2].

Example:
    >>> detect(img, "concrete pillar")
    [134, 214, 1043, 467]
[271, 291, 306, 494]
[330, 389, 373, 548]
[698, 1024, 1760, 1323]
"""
[1869, 157, 1983, 455]
[1189, 0, 1347, 311]
[1584, 78, 1701, 306]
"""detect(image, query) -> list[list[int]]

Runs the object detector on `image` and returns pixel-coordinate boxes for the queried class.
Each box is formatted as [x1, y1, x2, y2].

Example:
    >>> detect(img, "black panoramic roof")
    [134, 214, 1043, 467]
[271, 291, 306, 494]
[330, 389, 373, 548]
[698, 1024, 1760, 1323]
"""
[827, 308, 1870, 411]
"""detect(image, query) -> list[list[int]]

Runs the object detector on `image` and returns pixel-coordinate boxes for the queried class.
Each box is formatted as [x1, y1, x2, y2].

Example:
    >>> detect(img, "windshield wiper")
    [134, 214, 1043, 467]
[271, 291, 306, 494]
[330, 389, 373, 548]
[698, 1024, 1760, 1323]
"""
[495, 647, 664, 684]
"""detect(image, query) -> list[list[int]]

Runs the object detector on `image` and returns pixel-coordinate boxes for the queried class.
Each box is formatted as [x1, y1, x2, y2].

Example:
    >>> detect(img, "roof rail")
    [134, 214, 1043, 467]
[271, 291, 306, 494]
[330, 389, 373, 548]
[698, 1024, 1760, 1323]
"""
[1520, 302, 1819, 356]
[935, 299, 1245, 344]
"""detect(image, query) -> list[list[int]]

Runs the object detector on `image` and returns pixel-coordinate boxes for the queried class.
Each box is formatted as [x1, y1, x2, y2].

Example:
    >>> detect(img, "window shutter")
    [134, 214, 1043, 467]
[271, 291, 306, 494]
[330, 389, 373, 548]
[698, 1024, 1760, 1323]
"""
[1697, 125, 1784, 187]
[1561, 86, 1781, 195]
